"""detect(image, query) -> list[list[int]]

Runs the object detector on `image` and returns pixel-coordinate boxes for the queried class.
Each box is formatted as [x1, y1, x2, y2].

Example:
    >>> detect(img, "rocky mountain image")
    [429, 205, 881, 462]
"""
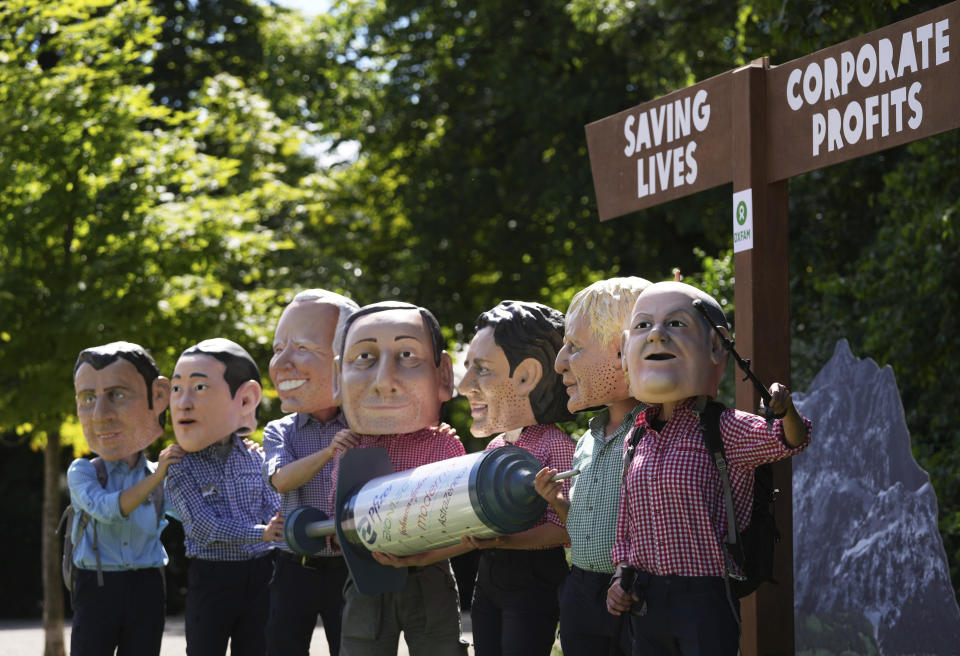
[792, 339, 960, 654]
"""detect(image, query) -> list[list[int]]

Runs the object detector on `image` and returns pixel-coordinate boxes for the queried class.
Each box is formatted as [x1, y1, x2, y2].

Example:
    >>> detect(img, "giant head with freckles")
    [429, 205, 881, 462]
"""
[621, 281, 730, 407]
[459, 300, 573, 438]
[333, 302, 454, 435]
[556, 277, 651, 413]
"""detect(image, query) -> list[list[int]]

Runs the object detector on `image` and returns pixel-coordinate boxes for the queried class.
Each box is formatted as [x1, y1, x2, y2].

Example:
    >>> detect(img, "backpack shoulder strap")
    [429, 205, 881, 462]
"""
[699, 401, 743, 559]
[90, 457, 108, 586]
[621, 425, 646, 487]
[92, 457, 108, 488]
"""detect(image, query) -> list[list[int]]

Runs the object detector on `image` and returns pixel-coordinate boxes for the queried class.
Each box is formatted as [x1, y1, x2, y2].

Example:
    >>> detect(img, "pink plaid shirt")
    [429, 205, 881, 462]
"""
[485, 424, 575, 537]
[329, 426, 466, 506]
[611, 399, 811, 577]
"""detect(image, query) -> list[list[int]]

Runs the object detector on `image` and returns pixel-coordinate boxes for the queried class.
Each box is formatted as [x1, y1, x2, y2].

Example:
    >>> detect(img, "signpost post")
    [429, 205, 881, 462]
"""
[585, 3, 960, 654]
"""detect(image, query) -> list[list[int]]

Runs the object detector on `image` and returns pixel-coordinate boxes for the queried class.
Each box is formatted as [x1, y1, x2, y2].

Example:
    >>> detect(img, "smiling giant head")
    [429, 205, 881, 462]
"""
[458, 300, 573, 438]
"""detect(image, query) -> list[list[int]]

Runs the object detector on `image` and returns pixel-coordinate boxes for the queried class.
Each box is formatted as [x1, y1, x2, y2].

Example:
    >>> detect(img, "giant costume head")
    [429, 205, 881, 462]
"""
[621, 281, 730, 404]
[459, 300, 573, 437]
[269, 289, 359, 418]
[556, 277, 651, 412]
[333, 301, 454, 435]
[171, 338, 263, 451]
[73, 341, 170, 463]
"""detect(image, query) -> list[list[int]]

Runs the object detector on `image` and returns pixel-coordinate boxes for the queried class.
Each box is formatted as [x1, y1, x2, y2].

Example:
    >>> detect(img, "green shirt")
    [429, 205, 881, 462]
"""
[567, 403, 644, 573]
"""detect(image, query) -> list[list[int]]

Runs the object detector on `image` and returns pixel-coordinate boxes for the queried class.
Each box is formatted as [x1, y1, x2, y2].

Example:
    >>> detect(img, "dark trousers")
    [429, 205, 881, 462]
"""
[70, 567, 165, 656]
[627, 574, 740, 656]
[471, 548, 568, 656]
[266, 551, 348, 656]
[558, 565, 629, 656]
[185, 554, 273, 656]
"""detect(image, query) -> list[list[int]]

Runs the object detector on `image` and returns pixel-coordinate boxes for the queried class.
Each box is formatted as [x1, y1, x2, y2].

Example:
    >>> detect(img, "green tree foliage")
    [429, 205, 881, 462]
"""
[311, 0, 740, 339]
[4, 0, 960, 622]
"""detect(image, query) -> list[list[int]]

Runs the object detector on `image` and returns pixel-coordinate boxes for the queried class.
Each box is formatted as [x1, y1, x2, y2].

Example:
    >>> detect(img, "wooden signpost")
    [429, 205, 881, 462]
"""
[585, 3, 960, 654]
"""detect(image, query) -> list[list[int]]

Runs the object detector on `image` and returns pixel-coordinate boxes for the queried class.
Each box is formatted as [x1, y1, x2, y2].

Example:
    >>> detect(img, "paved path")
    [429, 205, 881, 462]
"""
[0, 614, 475, 655]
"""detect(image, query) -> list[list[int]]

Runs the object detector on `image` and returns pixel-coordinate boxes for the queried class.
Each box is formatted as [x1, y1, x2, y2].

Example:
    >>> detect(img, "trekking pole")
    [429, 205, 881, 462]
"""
[610, 566, 638, 656]
[691, 299, 785, 424]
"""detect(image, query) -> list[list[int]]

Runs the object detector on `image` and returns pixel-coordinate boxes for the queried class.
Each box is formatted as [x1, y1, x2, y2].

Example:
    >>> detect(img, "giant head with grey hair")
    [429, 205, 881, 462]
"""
[459, 300, 573, 437]
[333, 301, 454, 435]
[73, 341, 171, 463]
[270, 289, 359, 419]
[621, 281, 730, 405]
[171, 338, 263, 452]
[557, 277, 652, 412]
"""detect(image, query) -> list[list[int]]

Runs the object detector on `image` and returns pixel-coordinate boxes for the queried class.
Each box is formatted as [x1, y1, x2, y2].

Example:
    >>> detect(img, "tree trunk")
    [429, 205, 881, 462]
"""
[43, 429, 66, 656]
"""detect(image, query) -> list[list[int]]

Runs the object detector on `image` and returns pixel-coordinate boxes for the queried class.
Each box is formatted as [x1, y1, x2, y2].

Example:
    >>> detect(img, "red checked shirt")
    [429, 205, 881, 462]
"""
[611, 399, 811, 577]
[329, 426, 466, 507]
[485, 424, 575, 542]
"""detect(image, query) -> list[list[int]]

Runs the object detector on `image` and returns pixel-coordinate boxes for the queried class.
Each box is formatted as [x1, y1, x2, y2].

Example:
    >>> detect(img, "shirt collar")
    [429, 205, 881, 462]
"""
[295, 409, 346, 429]
[104, 451, 147, 473]
[590, 403, 645, 442]
[635, 397, 704, 427]
[200, 432, 242, 461]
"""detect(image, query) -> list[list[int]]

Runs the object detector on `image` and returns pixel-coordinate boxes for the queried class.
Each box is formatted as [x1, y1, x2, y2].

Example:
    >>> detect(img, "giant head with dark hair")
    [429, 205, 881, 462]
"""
[459, 300, 573, 437]
[73, 341, 171, 464]
[171, 338, 263, 452]
[333, 301, 454, 435]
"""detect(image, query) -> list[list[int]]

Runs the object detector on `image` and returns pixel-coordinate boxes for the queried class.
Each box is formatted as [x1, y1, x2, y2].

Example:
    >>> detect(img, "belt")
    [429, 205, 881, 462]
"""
[570, 564, 616, 581]
[279, 550, 345, 570]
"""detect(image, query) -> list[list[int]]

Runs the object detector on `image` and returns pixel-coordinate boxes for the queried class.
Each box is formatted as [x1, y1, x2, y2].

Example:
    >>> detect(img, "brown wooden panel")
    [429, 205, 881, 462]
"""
[585, 71, 735, 221]
[766, 1, 960, 181]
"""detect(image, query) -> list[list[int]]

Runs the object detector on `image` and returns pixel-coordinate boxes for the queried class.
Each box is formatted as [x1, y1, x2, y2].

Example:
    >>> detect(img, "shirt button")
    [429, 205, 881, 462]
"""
[593, 477, 599, 483]
[651, 477, 657, 482]
[585, 535, 590, 540]
[588, 506, 593, 511]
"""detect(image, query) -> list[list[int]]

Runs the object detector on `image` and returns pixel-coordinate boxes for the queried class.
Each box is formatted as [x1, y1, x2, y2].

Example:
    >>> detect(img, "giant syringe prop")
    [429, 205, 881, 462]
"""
[283, 445, 577, 595]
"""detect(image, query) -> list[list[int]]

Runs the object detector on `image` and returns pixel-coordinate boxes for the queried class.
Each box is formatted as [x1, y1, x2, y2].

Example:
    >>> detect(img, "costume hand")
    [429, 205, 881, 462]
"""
[262, 511, 285, 542]
[767, 382, 794, 416]
[534, 467, 562, 503]
[243, 438, 264, 454]
[606, 579, 638, 616]
[329, 429, 359, 458]
[461, 534, 503, 550]
[435, 422, 459, 439]
[157, 444, 185, 477]
[371, 551, 417, 568]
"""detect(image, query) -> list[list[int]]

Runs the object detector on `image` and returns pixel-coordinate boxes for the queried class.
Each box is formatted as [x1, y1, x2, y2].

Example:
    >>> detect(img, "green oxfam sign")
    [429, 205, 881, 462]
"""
[736, 200, 748, 226]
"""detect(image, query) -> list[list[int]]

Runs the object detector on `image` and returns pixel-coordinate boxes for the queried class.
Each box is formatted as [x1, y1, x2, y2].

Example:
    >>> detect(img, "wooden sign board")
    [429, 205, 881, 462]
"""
[585, 71, 734, 221]
[766, 1, 960, 181]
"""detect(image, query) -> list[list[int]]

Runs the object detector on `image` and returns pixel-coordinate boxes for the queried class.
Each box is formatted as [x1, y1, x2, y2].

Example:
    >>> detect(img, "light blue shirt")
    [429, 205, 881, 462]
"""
[66, 453, 169, 571]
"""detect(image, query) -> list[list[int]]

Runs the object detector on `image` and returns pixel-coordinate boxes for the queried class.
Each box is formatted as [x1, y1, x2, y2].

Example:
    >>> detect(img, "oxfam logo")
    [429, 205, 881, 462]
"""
[736, 200, 748, 226]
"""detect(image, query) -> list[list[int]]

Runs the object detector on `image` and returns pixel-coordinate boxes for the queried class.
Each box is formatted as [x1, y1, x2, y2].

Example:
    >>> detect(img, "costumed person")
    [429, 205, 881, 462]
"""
[165, 338, 282, 656]
[262, 290, 359, 656]
[533, 277, 651, 656]
[457, 300, 576, 656]
[605, 281, 812, 655]
[330, 301, 469, 656]
[67, 342, 180, 656]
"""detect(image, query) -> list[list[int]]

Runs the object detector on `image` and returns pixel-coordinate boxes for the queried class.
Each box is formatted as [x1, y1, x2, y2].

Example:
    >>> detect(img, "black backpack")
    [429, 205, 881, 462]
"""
[57, 457, 165, 591]
[699, 400, 779, 598]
